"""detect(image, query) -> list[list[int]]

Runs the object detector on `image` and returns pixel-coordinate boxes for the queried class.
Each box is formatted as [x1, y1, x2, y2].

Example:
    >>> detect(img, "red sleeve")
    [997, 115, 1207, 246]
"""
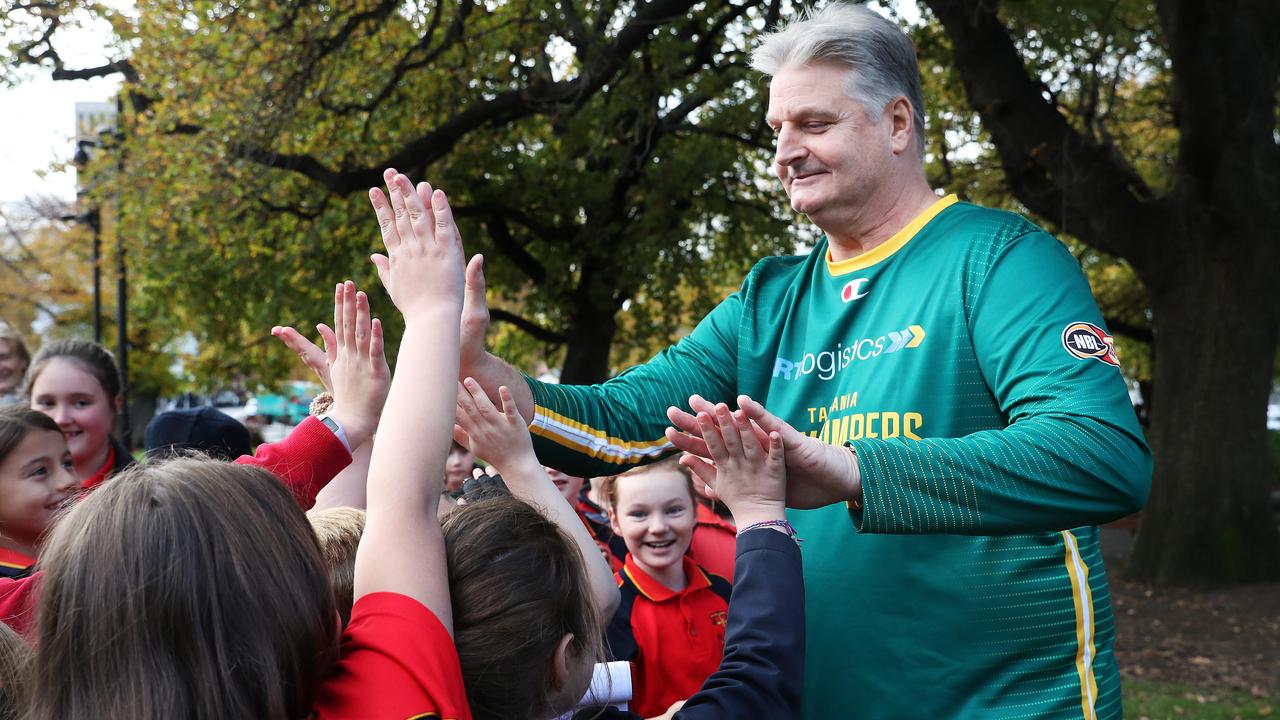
[233, 417, 351, 510]
[0, 573, 40, 637]
[312, 592, 472, 720]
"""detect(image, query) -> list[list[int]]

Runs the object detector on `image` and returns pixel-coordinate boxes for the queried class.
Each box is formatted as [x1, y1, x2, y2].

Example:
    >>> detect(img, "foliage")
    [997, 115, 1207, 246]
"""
[0, 0, 803, 386]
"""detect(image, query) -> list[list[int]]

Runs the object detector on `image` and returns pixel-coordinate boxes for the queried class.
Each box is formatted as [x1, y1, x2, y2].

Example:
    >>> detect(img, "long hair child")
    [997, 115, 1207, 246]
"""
[20, 170, 468, 719]
[0, 407, 78, 577]
[25, 340, 131, 489]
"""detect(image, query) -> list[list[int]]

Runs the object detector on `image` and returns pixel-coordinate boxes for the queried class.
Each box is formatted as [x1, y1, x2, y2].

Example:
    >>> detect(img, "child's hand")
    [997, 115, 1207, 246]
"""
[325, 281, 391, 450]
[368, 169, 464, 322]
[271, 323, 338, 393]
[453, 378, 538, 476]
[678, 403, 786, 530]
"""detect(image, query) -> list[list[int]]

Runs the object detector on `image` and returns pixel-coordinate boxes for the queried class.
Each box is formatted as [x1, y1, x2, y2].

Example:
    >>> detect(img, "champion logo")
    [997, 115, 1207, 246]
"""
[841, 278, 870, 303]
[1062, 322, 1119, 367]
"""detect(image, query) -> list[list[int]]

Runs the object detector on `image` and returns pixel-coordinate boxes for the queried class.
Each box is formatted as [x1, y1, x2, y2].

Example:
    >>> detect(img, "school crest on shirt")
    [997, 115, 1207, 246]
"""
[709, 610, 727, 627]
[1061, 322, 1119, 368]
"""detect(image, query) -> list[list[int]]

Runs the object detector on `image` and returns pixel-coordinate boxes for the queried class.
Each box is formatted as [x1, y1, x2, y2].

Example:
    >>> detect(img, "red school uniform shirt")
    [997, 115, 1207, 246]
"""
[688, 502, 736, 582]
[605, 553, 732, 718]
[0, 548, 34, 579]
[312, 592, 471, 720]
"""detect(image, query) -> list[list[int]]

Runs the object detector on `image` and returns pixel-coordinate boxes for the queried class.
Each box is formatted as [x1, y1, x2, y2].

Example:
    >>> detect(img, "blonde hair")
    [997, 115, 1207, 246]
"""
[307, 506, 367, 628]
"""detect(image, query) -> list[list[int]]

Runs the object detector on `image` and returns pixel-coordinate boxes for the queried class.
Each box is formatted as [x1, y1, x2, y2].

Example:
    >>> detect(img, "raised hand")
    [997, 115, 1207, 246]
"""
[368, 168, 464, 321]
[677, 403, 786, 530]
[323, 280, 391, 450]
[453, 379, 538, 476]
[666, 394, 860, 510]
[270, 324, 335, 393]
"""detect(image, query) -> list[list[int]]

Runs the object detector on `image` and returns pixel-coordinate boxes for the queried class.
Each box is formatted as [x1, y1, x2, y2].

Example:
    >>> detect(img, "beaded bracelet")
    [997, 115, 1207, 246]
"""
[737, 518, 802, 544]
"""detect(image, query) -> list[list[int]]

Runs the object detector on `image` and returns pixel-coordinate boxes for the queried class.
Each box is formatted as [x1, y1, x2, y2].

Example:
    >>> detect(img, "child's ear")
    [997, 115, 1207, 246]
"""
[608, 511, 621, 535]
[549, 633, 575, 691]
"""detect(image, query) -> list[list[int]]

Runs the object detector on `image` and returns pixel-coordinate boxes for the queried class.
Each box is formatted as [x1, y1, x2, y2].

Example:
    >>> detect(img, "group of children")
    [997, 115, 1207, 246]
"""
[0, 170, 805, 719]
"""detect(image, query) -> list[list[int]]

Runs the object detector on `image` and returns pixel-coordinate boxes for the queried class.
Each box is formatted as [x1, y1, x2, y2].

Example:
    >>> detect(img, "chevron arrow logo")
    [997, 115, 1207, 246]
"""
[906, 324, 926, 348]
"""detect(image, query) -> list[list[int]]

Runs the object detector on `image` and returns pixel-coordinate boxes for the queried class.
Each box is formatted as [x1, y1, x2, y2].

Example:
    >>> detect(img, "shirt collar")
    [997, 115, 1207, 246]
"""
[623, 552, 710, 602]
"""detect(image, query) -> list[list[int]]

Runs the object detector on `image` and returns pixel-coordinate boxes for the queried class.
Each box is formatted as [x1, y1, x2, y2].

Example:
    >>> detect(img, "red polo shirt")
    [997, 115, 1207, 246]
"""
[313, 592, 471, 720]
[606, 554, 731, 717]
[0, 548, 33, 579]
[688, 503, 737, 581]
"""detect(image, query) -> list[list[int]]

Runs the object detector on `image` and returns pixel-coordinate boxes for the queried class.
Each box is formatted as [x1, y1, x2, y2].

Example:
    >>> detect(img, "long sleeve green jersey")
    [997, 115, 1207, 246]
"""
[526, 195, 1152, 719]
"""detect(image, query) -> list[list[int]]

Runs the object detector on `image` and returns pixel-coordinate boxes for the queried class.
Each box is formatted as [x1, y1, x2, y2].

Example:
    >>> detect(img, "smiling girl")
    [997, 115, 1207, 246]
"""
[0, 406, 79, 577]
[605, 457, 732, 718]
[26, 341, 132, 489]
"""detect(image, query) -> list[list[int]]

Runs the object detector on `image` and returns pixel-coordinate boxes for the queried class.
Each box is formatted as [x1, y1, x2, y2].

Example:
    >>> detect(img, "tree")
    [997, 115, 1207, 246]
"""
[921, 0, 1280, 584]
[3, 0, 801, 385]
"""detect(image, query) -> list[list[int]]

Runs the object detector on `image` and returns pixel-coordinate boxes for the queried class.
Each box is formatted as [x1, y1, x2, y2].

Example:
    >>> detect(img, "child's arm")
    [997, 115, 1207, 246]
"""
[354, 170, 464, 631]
[240, 282, 389, 509]
[671, 404, 803, 720]
[455, 379, 621, 619]
[272, 300, 385, 510]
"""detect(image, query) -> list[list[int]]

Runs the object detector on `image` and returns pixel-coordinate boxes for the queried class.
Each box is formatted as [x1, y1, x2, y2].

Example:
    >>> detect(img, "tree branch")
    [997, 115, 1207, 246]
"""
[924, 0, 1162, 268]
[489, 308, 566, 343]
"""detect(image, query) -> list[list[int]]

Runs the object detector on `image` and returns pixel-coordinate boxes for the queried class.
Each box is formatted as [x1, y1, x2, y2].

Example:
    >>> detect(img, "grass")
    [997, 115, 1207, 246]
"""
[1124, 679, 1275, 719]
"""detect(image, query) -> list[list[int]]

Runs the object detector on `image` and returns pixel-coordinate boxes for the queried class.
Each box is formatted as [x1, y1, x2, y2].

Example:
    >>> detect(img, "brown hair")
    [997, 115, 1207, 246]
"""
[604, 454, 695, 511]
[25, 340, 121, 401]
[0, 406, 61, 466]
[442, 495, 603, 720]
[24, 459, 339, 720]
[0, 621, 29, 718]
[307, 506, 367, 629]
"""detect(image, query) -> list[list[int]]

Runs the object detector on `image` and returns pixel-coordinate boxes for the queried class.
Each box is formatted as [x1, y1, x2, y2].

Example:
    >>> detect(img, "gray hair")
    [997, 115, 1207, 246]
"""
[751, 3, 927, 158]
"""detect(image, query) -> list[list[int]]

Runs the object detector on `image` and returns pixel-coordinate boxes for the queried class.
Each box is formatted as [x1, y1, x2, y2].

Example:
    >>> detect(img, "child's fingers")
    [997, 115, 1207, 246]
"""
[397, 175, 434, 248]
[369, 318, 384, 364]
[452, 423, 471, 450]
[340, 281, 357, 349]
[680, 453, 718, 492]
[455, 381, 478, 418]
[462, 377, 499, 416]
[354, 290, 371, 355]
[370, 253, 391, 291]
[368, 184, 400, 253]
[733, 409, 763, 460]
[430, 188, 460, 251]
[766, 431, 785, 474]
[315, 323, 337, 363]
[497, 385, 524, 425]
[415, 181, 437, 235]
[697, 411, 729, 462]
[714, 403, 743, 458]
[385, 171, 417, 254]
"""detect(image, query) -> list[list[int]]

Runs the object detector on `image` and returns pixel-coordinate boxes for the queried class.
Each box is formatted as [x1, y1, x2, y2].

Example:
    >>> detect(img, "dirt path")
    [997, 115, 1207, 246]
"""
[1109, 564, 1279, 697]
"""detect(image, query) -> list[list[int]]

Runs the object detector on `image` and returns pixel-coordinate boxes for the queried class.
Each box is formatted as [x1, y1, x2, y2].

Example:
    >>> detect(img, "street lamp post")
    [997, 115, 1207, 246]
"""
[71, 140, 103, 345]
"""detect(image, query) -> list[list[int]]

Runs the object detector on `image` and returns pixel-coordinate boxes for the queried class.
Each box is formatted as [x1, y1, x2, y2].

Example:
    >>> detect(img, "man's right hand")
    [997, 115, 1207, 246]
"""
[666, 394, 862, 510]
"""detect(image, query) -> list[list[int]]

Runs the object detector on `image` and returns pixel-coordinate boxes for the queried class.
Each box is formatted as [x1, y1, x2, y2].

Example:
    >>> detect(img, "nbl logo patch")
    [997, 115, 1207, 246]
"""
[1061, 322, 1119, 367]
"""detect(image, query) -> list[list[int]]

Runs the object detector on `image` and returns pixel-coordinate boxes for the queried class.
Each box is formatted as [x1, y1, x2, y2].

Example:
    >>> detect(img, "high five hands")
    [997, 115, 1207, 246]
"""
[666, 394, 863, 511]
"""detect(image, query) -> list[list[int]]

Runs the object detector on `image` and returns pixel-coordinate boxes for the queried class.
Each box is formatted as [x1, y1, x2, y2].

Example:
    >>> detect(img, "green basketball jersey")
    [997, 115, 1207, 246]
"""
[525, 195, 1151, 719]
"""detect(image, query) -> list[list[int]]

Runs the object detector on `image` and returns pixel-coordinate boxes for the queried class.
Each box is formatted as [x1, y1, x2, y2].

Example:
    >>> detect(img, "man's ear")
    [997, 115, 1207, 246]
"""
[887, 96, 915, 155]
[549, 632, 575, 691]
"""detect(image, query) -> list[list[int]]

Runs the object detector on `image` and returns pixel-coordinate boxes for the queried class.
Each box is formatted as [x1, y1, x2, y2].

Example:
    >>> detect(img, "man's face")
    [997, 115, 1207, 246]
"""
[766, 63, 894, 230]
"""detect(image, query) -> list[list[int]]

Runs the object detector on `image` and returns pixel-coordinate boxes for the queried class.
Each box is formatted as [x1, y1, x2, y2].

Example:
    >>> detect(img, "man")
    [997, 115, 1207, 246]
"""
[445, 4, 1150, 718]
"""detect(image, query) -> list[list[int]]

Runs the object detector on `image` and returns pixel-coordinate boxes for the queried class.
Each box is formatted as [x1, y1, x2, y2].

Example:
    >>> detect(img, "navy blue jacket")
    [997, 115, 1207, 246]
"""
[576, 528, 804, 719]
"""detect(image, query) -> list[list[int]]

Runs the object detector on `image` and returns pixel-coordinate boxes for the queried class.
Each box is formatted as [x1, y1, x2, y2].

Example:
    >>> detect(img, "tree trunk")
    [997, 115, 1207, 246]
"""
[1128, 256, 1280, 584]
[559, 299, 620, 385]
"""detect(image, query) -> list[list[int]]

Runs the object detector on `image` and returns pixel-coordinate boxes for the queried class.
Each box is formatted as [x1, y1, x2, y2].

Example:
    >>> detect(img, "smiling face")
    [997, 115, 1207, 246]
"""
[29, 359, 119, 475]
[0, 428, 79, 547]
[766, 62, 898, 233]
[610, 468, 697, 584]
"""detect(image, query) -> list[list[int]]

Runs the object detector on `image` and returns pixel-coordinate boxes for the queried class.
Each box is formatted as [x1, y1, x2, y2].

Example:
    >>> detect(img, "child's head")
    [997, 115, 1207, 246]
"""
[0, 406, 78, 550]
[307, 506, 367, 629]
[443, 494, 601, 720]
[607, 456, 698, 578]
[444, 440, 473, 494]
[27, 458, 339, 720]
[545, 466, 585, 503]
[0, 325, 30, 397]
[26, 340, 122, 472]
